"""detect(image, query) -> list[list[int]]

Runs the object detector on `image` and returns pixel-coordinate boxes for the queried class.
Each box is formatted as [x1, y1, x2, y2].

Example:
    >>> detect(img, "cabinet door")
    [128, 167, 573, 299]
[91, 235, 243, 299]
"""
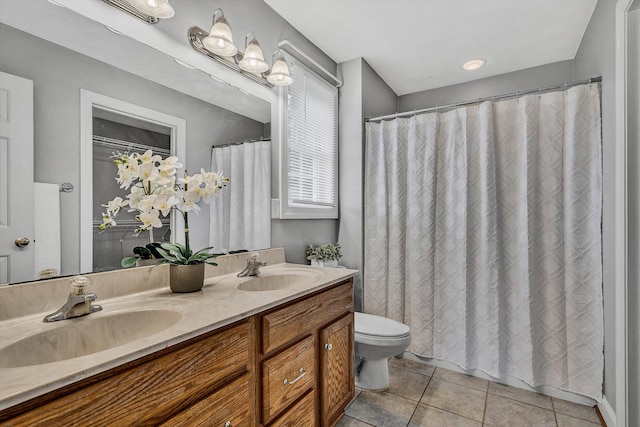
[320, 313, 354, 427]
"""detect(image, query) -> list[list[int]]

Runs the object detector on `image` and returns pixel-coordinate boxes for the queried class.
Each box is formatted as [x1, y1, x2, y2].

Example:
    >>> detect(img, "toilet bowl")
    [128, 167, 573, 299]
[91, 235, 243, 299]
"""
[354, 312, 411, 390]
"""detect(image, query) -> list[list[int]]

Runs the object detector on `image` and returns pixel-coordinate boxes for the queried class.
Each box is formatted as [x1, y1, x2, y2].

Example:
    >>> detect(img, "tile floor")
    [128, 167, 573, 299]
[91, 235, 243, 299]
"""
[338, 358, 603, 427]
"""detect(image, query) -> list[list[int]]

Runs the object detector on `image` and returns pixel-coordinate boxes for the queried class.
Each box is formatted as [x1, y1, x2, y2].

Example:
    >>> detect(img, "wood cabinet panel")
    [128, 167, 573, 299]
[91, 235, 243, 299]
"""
[270, 390, 316, 427]
[2, 322, 250, 427]
[160, 373, 251, 427]
[262, 282, 353, 354]
[321, 314, 354, 427]
[262, 335, 315, 423]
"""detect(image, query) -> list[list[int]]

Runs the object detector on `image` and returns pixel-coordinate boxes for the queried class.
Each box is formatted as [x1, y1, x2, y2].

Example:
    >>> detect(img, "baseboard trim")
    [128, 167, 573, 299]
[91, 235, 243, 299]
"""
[598, 395, 616, 427]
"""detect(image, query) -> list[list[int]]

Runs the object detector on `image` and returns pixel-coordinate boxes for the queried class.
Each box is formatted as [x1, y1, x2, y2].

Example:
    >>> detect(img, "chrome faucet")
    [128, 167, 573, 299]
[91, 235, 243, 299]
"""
[237, 253, 267, 277]
[43, 276, 103, 322]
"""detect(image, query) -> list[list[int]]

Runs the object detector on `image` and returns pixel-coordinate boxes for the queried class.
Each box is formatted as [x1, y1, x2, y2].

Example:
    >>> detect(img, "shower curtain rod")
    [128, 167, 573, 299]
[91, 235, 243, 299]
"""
[212, 137, 271, 149]
[365, 76, 602, 122]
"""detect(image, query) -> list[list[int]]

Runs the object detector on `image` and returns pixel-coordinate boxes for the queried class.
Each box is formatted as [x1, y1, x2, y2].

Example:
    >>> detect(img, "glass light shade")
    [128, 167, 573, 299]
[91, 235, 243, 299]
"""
[203, 17, 238, 57]
[127, 0, 175, 19]
[267, 57, 293, 86]
[239, 40, 269, 74]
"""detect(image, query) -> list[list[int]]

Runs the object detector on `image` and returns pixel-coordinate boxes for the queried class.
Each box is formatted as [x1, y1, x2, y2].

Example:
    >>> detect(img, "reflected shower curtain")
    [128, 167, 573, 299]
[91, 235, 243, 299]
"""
[364, 84, 603, 400]
[210, 140, 271, 252]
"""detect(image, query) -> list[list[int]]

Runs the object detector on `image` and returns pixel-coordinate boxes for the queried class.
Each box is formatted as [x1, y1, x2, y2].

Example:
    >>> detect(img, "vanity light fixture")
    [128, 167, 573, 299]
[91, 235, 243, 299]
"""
[101, 0, 174, 24]
[267, 51, 294, 86]
[203, 9, 238, 57]
[188, 8, 294, 88]
[126, 0, 175, 19]
[462, 58, 487, 71]
[238, 32, 269, 74]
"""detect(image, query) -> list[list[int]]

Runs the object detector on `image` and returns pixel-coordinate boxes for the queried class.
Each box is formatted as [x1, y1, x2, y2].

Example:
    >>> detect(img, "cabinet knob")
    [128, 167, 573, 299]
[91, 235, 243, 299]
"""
[325, 343, 333, 351]
[224, 422, 231, 427]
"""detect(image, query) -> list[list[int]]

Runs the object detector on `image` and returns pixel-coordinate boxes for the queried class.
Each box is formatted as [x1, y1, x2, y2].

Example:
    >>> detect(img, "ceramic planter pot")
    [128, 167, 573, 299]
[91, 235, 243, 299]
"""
[169, 263, 205, 293]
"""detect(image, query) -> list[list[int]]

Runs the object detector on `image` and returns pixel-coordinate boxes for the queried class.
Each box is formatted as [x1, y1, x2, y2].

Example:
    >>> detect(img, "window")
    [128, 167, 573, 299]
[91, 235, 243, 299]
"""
[282, 57, 338, 219]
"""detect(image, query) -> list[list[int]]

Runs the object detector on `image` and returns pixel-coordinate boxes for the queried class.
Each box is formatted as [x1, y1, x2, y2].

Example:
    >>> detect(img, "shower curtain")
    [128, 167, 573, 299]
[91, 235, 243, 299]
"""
[364, 83, 603, 400]
[209, 140, 271, 252]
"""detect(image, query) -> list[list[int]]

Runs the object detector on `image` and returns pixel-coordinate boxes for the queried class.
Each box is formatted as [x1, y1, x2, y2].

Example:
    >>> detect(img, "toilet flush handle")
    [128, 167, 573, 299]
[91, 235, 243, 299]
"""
[325, 343, 333, 351]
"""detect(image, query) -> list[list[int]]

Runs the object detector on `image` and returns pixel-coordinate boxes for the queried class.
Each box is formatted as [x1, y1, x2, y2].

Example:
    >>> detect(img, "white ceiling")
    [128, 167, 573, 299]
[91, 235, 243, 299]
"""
[265, 0, 598, 96]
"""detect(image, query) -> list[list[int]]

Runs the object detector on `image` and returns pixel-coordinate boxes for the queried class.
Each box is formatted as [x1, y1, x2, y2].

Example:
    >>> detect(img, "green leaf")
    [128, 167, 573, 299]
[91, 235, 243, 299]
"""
[156, 247, 180, 264]
[121, 256, 139, 268]
[146, 242, 163, 259]
[161, 243, 185, 255]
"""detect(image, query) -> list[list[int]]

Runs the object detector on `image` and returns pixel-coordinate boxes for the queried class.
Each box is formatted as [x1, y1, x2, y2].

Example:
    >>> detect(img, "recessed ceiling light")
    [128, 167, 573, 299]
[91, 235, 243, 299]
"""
[462, 58, 487, 71]
[174, 58, 196, 69]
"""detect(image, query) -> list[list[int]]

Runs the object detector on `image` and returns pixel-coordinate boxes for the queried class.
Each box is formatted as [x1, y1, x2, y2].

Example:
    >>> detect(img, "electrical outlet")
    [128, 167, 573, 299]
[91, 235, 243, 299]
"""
[271, 199, 280, 219]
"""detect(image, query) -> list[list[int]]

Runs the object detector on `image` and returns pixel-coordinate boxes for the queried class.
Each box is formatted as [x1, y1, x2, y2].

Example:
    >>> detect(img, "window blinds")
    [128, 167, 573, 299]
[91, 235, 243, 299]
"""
[286, 60, 338, 208]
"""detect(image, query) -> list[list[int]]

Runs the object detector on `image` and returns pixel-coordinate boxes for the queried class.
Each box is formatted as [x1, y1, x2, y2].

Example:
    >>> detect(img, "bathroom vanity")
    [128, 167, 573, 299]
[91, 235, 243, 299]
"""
[0, 249, 356, 426]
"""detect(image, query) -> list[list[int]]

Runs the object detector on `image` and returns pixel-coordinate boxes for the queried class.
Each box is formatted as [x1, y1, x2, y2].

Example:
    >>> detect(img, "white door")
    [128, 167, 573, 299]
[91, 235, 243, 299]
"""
[0, 71, 34, 284]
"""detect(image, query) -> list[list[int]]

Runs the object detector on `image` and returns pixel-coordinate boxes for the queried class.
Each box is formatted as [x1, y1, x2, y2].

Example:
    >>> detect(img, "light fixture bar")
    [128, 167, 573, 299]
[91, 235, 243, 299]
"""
[101, 0, 159, 24]
[188, 26, 274, 89]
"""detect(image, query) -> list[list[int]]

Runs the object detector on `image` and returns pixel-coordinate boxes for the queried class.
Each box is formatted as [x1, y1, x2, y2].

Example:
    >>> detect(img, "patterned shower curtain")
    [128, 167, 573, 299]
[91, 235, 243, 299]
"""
[364, 83, 603, 400]
[209, 140, 271, 252]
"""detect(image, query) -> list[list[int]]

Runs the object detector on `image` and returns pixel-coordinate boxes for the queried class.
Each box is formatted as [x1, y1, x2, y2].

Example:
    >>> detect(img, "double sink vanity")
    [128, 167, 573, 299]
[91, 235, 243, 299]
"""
[0, 248, 357, 426]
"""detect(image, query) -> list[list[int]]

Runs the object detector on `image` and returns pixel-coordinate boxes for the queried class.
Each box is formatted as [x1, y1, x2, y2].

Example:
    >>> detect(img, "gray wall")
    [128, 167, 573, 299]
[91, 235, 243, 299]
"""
[573, 0, 617, 408]
[0, 24, 264, 276]
[338, 58, 397, 311]
[627, 7, 640, 425]
[398, 60, 574, 111]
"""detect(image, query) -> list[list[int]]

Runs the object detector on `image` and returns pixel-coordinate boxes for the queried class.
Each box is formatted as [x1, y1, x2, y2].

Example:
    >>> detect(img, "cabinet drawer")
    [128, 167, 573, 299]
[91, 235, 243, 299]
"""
[4, 322, 250, 426]
[270, 390, 316, 427]
[160, 373, 251, 427]
[262, 282, 353, 353]
[262, 335, 315, 423]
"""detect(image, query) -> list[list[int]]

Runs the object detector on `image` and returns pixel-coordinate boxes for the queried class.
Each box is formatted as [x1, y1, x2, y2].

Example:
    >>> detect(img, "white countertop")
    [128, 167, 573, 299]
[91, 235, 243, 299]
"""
[0, 260, 357, 411]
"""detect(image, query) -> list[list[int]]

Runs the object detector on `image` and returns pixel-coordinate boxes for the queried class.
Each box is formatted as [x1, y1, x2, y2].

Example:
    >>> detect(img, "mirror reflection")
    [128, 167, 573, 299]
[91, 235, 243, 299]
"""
[92, 110, 173, 272]
[0, 2, 272, 284]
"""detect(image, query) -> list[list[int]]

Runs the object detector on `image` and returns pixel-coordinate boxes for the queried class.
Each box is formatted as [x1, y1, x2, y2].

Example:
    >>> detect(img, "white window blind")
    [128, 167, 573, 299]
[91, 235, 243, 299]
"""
[285, 59, 338, 217]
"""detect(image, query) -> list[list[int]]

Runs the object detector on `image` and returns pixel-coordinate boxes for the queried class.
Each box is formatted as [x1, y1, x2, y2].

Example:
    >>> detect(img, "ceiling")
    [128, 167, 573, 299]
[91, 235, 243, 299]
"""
[264, 0, 598, 96]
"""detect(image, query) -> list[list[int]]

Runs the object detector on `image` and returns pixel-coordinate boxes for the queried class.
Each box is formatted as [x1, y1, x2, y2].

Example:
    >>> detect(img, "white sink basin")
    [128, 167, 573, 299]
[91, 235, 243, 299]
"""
[212, 268, 322, 292]
[0, 309, 182, 368]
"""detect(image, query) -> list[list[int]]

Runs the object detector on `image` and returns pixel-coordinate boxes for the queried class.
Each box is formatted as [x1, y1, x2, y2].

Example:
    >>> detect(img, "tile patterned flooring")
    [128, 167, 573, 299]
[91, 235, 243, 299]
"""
[338, 358, 603, 427]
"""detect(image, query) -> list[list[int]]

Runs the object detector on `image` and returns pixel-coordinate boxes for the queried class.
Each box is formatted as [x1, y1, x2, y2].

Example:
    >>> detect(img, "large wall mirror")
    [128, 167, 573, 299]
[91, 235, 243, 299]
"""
[0, 0, 275, 284]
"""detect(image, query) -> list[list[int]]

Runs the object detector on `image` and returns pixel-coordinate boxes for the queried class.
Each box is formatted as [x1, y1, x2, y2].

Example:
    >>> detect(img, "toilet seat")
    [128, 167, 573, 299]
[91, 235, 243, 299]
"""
[355, 312, 410, 338]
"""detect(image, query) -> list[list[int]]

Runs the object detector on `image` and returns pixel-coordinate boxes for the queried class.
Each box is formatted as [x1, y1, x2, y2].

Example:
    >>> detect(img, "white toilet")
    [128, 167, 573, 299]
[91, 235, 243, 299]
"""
[354, 312, 411, 390]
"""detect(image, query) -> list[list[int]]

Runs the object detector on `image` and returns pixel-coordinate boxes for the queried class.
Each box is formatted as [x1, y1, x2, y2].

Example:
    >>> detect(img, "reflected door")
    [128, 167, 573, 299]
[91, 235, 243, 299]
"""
[0, 71, 34, 284]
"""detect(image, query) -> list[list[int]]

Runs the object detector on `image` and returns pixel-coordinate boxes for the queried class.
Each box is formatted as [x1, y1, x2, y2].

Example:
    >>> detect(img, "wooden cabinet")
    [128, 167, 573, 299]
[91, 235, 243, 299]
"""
[0, 279, 354, 427]
[0, 321, 254, 426]
[260, 280, 354, 426]
[320, 314, 355, 427]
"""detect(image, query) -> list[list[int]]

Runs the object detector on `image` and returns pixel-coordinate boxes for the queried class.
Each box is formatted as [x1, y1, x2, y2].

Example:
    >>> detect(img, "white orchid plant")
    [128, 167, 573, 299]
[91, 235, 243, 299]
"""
[100, 149, 228, 266]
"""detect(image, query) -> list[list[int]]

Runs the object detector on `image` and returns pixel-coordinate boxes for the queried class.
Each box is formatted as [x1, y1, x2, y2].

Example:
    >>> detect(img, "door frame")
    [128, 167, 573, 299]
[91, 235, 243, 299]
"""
[614, 0, 633, 426]
[79, 89, 186, 273]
